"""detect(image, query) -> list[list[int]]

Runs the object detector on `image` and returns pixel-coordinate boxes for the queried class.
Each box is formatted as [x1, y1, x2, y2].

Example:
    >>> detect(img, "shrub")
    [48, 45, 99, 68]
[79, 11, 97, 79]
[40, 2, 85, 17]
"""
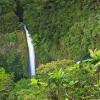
[0, 67, 14, 100]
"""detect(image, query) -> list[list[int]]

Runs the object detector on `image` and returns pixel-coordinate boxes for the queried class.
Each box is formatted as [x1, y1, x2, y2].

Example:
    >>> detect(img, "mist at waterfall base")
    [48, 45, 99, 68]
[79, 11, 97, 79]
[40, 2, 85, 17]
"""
[24, 25, 35, 76]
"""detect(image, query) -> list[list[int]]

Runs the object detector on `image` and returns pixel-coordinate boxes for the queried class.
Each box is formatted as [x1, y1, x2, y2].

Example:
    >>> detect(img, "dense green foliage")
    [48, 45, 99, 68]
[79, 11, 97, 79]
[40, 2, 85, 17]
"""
[23, 0, 100, 64]
[0, 32, 27, 79]
[1, 0, 100, 64]
[8, 50, 100, 99]
[0, 0, 18, 33]
[0, 68, 14, 100]
[0, 0, 100, 99]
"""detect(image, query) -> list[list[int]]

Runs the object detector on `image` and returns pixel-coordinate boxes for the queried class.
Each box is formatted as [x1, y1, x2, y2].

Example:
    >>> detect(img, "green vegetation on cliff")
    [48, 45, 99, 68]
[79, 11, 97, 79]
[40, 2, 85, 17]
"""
[0, 0, 18, 33]
[0, 0, 100, 99]
[1, 0, 100, 64]
[0, 32, 27, 79]
[23, 0, 100, 64]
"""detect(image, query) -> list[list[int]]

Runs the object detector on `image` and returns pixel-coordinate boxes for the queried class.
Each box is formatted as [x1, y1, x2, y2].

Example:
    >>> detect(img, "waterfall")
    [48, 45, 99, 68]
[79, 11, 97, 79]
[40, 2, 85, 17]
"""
[23, 25, 35, 76]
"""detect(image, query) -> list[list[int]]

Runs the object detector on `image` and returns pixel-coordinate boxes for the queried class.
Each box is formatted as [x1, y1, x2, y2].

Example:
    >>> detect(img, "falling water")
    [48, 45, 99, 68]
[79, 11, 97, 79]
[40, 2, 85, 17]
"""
[23, 25, 35, 76]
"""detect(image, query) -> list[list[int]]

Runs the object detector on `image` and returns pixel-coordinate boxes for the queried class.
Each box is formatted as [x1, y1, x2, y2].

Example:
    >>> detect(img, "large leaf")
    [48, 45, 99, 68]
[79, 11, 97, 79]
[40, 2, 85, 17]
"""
[95, 50, 100, 58]
[89, 49, 97, 59]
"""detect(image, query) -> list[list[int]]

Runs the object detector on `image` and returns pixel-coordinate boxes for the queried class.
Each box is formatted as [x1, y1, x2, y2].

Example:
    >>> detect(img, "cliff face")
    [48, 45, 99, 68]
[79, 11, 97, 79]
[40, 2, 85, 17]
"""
[23, 0, 100, 64]
[0, 0, 100, 64]
[0, 31, 27, 79]
[0, 1, 100, 99]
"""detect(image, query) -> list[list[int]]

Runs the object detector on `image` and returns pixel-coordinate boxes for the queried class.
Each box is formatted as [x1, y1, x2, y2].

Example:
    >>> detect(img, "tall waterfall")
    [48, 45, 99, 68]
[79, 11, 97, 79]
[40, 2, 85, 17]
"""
[24, 25, 35, 76]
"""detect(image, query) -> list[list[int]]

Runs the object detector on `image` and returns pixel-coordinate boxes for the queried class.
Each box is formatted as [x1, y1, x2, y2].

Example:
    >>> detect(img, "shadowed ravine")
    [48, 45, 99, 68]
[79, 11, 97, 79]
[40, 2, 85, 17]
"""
[14, 0, 36, 76]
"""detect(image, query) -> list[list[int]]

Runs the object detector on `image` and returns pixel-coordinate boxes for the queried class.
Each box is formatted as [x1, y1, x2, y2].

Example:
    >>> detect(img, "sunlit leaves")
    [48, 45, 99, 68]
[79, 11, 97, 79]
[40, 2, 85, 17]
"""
[0, 67, 14, 100]
[31, 78, 38, 85]
[48, 68, 66, 86]
[36, 51, 100, 99]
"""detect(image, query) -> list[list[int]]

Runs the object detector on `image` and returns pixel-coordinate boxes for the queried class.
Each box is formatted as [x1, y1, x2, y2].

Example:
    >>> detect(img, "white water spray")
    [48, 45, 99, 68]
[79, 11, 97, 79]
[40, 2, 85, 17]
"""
[24, 25, 35, 76]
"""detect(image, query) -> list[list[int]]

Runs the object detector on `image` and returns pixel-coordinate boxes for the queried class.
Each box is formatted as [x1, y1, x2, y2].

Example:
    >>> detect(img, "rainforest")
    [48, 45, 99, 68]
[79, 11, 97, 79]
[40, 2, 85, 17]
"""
[0, 0, 100, 99]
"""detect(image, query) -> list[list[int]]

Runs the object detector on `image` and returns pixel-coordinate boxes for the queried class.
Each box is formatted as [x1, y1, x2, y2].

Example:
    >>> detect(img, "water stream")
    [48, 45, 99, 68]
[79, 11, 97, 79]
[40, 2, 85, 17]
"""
[24, 25, 35, 76]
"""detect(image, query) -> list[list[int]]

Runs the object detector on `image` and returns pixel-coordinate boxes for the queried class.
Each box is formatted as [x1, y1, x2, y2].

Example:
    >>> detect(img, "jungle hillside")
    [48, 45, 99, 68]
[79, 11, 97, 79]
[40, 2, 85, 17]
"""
[0, 0, 100, 99]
